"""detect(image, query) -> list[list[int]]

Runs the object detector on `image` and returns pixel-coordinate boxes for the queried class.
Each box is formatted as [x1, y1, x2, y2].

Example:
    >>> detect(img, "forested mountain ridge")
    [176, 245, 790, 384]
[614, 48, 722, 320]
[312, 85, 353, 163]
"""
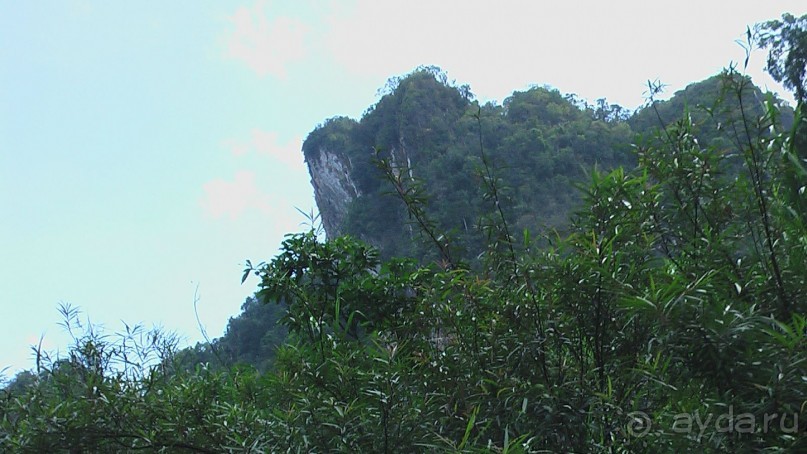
[167, 68, 790, 376]
[304, 66, 786, 262]
[182, 68, 785, 375]
[304, 67, 634, 260]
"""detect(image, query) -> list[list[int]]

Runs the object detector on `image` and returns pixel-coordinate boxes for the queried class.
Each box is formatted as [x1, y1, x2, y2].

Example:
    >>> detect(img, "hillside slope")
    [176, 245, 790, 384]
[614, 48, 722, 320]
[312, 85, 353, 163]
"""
[180, 68, 786, 371]
[303, 67, 785, 264]
[304, 67, 635, 261]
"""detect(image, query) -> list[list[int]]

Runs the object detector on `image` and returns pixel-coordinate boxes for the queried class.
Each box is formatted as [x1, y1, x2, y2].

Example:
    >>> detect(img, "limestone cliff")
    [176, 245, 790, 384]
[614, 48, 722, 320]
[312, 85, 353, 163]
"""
[302, 116, 362, 238]
[308, 149, 361, 238]
[304, 145, 360, 238]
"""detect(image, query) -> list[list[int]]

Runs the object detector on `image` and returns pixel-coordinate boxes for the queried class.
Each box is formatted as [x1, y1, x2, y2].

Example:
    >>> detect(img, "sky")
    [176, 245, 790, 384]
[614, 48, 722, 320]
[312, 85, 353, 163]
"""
[1, 0, 804, 378]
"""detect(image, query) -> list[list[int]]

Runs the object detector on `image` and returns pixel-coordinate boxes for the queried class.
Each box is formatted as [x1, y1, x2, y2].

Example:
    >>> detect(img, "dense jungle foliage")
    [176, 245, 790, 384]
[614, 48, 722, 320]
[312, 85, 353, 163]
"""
[304, 65, 786, 263]
[304, 65, 636, 260]
[2, 13, 807, 453]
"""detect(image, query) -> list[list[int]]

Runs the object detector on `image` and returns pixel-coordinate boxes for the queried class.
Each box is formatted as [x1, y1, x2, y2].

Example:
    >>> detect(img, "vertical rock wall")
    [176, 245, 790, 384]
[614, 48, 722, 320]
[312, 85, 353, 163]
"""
[305, 146, 360, 238]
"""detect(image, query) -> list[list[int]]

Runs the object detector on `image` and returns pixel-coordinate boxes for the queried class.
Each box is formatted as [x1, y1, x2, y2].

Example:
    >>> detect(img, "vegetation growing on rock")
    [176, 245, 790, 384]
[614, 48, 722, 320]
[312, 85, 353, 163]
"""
[3, 13, 807, 452]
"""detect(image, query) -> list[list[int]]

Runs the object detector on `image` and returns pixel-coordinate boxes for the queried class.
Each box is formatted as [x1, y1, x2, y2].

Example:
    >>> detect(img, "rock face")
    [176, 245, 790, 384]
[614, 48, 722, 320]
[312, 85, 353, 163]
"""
[304, 146, 360, 238]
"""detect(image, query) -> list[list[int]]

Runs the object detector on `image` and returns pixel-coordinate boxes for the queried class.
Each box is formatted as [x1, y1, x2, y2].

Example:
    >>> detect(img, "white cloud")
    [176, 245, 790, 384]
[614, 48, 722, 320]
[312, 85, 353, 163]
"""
[250, 130, 305, 170]
[223, 138, 250, 156]
[222, 129, 305, 171]
[324, 1, 656, 105]
[223, 0, 308, 78]
[199, 171, 273, 220]
[322, 0, 801, 108]
[204, 130, 308, 221]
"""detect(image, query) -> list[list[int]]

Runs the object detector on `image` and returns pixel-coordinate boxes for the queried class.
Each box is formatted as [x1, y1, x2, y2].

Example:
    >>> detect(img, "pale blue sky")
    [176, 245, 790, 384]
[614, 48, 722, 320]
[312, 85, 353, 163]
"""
[1, 0, 803, 377]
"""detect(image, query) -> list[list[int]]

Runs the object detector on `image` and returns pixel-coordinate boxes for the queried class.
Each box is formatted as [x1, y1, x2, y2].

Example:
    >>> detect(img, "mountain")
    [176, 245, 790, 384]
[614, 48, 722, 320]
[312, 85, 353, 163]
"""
[304, 66, 635, 261]
[168, 67, 788, 372]
[303, 67, 787, 264]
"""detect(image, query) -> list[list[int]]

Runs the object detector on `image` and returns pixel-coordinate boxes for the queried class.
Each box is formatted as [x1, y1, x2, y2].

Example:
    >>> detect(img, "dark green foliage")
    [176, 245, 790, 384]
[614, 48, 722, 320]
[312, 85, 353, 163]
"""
[302, 116, 358, 164]
[757, 13, 807, 227]
[304, 66, 635, 261]
[628, 73, 791, 151]
[5, 19, 807, 451]
[757, 13, 807, 102]
[175, 297, 287, 373]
